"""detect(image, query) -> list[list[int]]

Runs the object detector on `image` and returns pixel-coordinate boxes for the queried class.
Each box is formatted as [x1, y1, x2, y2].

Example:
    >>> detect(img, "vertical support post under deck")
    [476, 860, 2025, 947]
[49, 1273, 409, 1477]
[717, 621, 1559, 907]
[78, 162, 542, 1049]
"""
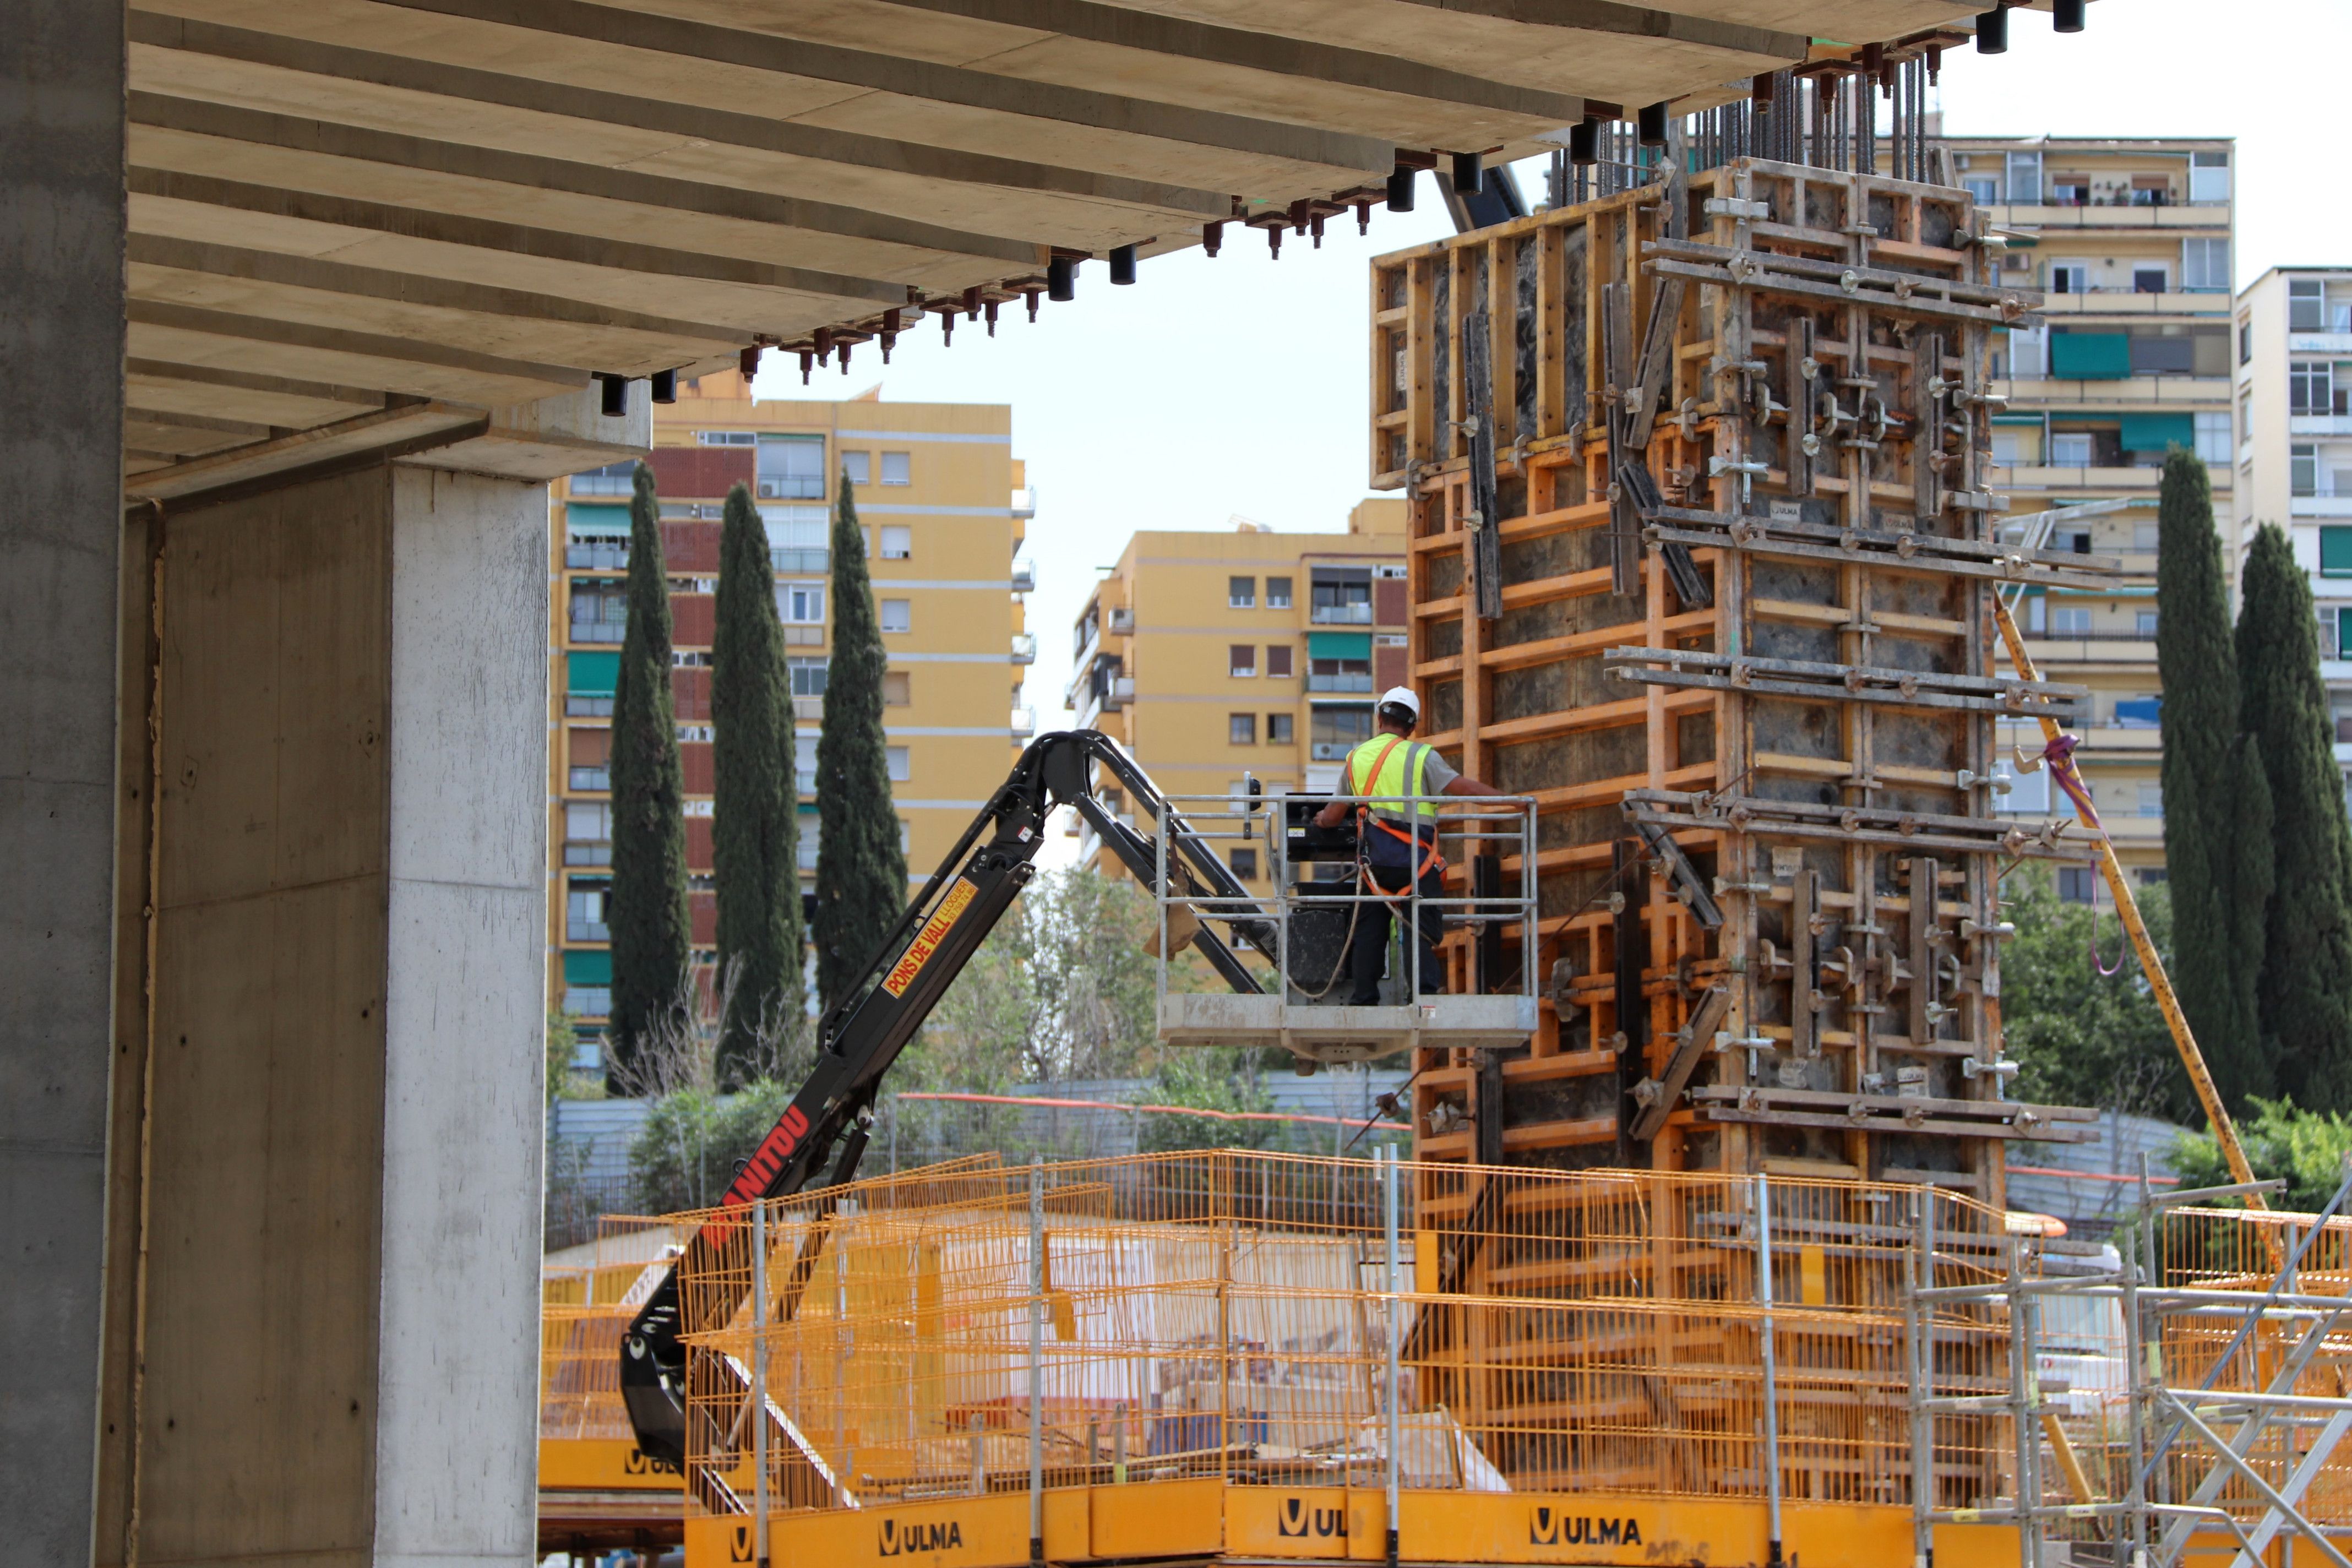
[1029, 1157, 1045, 1564]
[1756, 1173, 1783, 1568]
[753, 1197, 770, 1567]
[1384, 1147, 1403, 1568]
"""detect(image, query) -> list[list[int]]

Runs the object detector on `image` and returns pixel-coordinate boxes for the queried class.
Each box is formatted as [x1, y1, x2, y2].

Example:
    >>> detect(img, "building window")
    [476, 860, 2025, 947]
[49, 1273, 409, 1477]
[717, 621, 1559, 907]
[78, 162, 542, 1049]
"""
[883, 670, 911, 706]
[1229, 714, 1256, 745]
[1229, 644, 1257, 677]
[1267, 712, 1294, 744]
[566, 880, 611, 941]
[841, 450, 871, 486]
[2195, 411, 2232, 465]
[2292, 362, 2345, 417]
[2296, 445, 2320, 497]
[1309, 703, 1375, 761]
[788, 656, 830, 698]
[2006, 150, 2041, 204]
[881, 598, 911, 633]
[899, 818, 912, 854]
[2050, 432, 2094, 468]
[2050, 605, 2092, 635]
[887, 745, 911, 782]
[2132, 266, 2168, 295]
[696, 429, 756, 446]
[777, 581, 825, 624]
[880, 525, 912, 560]
[2335, 607, 2352, 660]
[2190, 149, 2230, 204]
[880, 451, 911, 486]
[796, 736, 818, 793]
[1266, 575, 1293, 609]
[2050, 176, 2090, 207]
[569, 460, 635, 497]
[755, 434, 826, 500]
[569, 580, 628, 643]
[1266, 644, 1293, 678]
[1229, 576, 1256, 608]
[2240, 319, 2253, 366]
[2137, 611, 2160, 638]
[2183, 239, 2229, 293]
[2057, 867, 2098, 904]
[797, 814, 821, 872]
[563, 987, 612, 1019]
[2138, 782, 2164, 819]
[1230, 847, 1260, 880]
[1308, 655, 1373, 693]
[2293, 280, 2329, 332]
[2322, 526, 2352, 578]
[2048, 262, 2089, 295]
[1963, 176, 1999, 205]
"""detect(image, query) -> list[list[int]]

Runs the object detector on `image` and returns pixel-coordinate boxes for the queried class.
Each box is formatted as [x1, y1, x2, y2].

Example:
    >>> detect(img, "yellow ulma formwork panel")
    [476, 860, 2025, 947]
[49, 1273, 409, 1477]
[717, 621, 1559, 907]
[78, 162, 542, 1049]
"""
[685, 1484, 2023, 1568]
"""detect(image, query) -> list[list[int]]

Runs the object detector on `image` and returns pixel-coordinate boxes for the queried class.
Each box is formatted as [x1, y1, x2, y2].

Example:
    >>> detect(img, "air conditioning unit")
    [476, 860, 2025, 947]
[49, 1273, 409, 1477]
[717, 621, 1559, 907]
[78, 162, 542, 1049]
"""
[756, 481, 782, 498]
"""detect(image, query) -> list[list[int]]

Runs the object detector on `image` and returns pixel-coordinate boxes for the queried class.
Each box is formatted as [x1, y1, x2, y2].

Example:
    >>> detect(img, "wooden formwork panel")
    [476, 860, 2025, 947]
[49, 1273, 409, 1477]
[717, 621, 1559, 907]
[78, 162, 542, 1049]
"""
[1370, 157, 2104, 1204]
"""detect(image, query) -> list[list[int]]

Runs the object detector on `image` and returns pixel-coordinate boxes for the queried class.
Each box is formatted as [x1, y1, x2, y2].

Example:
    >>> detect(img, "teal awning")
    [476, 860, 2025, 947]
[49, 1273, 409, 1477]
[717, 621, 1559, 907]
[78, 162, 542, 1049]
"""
[2118, 412, 2196, 451]
[1307, 631, 1371, 660]
[568, 651, 620, 694]
[563, 950, 612, 984]
[1991, 413, 2045, 426]
[2050, 333, 2131, 379]
[565, 503, 631, 535]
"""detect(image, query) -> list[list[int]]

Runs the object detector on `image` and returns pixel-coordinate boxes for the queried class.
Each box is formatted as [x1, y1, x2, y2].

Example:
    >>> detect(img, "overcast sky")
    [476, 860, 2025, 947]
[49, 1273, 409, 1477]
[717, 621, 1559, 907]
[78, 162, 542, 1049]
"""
[748, 1, 2337, 848]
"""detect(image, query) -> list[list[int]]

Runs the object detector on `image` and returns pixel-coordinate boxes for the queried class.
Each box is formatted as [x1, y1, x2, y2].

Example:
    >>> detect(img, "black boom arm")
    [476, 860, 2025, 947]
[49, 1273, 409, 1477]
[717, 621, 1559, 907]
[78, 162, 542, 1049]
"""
[619, 730, 1263, 1472]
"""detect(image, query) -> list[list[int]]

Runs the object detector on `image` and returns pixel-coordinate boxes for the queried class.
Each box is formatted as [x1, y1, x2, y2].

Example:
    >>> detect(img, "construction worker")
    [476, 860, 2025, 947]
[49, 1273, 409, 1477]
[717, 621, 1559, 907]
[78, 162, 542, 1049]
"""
[1312, 687, 1501, 1005]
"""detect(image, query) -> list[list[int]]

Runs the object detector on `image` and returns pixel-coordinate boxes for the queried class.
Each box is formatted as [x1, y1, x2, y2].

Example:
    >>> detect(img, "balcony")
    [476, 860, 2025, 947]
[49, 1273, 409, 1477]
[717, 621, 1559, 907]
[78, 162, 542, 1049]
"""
[568, 619, 624, 644]
[565, 695, 614, 717]
[782, 623, 825, 646]
[1310, 741, 1362, 760]
[568, 766, 609, 791]
[1011, 707, 1036, 738]
[563, 841, 613, 866]
[769, 548, 829, 574]
[792, 696, 823, 722]
[1309, 603, 1372, 625]
[1010, 486, 1037, 518]
[565, 542, 629, 569]
[2033, 291, 2231, 318]
[1997, 375, 2231, 405]
[1102, 675, 1134, 711]
[1992, 202, 2228, 230]
[568, 473, 633, 497]
[1999, 464, 2229, 493]
[1306, 671, 1375, 693]
[1108, 607, 1134, 634]
[1011, 633, 1037, 665]
[1010, 560, 1036, 593]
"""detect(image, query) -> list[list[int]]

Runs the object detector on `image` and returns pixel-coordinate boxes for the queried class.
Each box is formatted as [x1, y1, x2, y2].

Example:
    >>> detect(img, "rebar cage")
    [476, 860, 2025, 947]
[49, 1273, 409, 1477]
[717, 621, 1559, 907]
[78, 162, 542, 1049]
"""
[1146, 790, 1542, 1065]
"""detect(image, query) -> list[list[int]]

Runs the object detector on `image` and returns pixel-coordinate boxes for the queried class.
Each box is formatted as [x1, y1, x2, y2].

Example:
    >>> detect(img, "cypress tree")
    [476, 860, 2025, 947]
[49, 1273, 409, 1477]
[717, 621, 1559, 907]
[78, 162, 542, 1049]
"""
[711, 481, 805, 1085]
[814, 470, 908, 1011]
[2155, 449, 2272, 1105]
[2237, 522, 2352, 1108]
[605, 461, 693, 1086]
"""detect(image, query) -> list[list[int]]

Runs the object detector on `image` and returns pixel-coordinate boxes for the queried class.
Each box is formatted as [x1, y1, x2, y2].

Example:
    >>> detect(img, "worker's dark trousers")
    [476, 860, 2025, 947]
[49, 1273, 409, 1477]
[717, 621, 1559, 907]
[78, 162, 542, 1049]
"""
[1347, 859, 1446, 1004]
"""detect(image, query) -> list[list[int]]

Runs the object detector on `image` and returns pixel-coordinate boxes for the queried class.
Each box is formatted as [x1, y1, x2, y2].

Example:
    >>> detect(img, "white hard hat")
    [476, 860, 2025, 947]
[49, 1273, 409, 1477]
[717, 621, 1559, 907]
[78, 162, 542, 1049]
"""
[1378, 686, 1420, 720]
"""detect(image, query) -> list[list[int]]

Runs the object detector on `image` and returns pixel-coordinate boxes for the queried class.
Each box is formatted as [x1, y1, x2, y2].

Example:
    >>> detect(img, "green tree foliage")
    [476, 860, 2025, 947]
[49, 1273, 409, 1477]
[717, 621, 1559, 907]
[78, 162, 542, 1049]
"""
[814, 472, 908, 1011]
[2174, 1097, 2352, 1213]
[2236, 522, 2352, 1110]
[895, 868, 1167, 1088]
[1140, 1047, 1276, 1152]
[606, 462, 692, 1084]
[1999, 868, 2193, 1121]
[628, 1080, 797, 1215]
[711, 482, 805, 1085]
[2155, 450, 2273, 1105]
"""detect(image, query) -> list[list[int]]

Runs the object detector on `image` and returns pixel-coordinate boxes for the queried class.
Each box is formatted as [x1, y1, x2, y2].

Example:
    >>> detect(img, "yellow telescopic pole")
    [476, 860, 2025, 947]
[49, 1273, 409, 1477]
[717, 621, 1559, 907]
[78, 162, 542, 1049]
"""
[1993, 598, 2264, 1206]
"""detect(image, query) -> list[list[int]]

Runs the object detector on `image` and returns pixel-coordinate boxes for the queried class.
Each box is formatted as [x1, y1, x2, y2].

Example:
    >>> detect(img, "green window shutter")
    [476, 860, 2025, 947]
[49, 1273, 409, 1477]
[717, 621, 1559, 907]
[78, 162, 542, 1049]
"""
[2049, 333, 2131, 379]
[1307, 631, 1373, 660]
[567, 650, 621, 694]
[564, 502, 631, 535]
[2117, 413, 2196, 451]
[562, 950, 612, 985]
[2337, 607, 2352, 660]
[2323, 527, 2352, 579]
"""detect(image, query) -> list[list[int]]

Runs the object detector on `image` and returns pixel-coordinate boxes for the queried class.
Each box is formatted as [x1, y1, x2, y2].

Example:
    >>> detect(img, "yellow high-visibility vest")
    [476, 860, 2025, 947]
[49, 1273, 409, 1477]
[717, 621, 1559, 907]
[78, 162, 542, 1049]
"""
[1343, 734, 1434, 827]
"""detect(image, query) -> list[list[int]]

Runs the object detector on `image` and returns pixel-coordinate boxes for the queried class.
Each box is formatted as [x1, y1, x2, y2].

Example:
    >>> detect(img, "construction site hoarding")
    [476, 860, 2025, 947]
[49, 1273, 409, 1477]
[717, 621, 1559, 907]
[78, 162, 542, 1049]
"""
[1368, 155, 2110, 1199]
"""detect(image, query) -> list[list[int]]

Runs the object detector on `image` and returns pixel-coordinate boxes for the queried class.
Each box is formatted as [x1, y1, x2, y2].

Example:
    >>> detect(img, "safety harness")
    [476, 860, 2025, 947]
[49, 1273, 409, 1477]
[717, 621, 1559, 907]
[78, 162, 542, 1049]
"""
[1346, 734, 1445, 879]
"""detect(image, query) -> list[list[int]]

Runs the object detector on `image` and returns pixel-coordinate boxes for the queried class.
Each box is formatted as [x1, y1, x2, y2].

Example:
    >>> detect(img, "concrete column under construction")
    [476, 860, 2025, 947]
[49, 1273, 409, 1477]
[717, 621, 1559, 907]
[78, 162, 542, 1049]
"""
[85, 461, 553, 1568]
[1, 3, 128, 1565]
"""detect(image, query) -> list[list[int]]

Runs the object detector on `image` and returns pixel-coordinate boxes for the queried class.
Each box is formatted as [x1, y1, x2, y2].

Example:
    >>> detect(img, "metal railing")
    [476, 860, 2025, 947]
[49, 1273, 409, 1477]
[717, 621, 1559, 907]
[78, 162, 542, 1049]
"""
[1146, 789, 1538, 1014]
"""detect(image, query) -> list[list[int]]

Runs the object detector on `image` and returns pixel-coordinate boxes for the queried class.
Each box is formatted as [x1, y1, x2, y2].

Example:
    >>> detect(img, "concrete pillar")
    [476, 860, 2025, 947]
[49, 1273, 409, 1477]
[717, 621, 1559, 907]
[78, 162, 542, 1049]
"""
[94, 462, 547, 1568]
[0, 2, 126, 1565]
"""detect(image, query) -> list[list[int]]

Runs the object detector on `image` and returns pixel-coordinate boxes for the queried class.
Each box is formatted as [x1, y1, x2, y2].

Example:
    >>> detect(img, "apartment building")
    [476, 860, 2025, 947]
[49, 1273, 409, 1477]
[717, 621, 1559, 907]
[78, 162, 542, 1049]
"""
[551, 371, 1035, 1058]
[2235, 267, 2352, 794]
[1067, 502, 1407, 889]
[1937, 135, 2236, 889]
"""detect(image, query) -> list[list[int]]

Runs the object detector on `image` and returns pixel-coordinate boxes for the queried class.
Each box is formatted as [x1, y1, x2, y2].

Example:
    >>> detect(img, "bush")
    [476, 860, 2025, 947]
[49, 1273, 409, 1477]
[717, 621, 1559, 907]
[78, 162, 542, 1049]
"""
[628, 1080, 797, 1215]
[2000, 866, 2193, 1122]
[2174, 1096, 2352, 1213]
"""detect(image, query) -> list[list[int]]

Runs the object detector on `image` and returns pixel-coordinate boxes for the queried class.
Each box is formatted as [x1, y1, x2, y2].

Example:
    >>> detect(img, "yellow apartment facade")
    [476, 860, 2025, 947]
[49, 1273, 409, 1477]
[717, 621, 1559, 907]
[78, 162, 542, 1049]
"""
[550, 369, 1033, 1059]
[2235, 266, 2352, 798]
[1936, 134, 2236, 889]
[1068, 502, 1406, 889]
